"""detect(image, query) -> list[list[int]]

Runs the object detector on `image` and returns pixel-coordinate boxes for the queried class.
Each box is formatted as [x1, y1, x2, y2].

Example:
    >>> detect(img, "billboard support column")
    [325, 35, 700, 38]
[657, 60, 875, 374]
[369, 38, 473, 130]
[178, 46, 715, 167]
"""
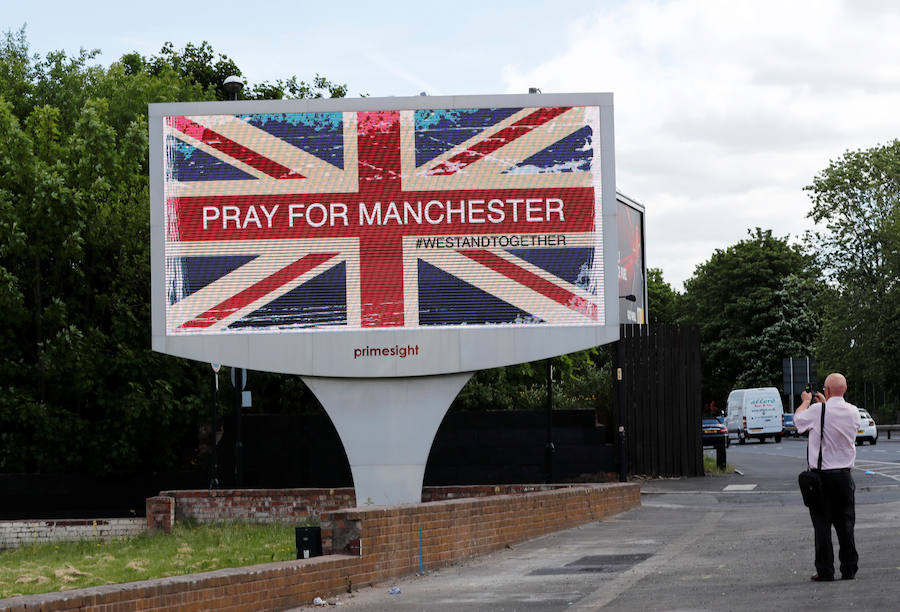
[209, 364, 220, 489]
[303, 373, 473, 507]
[232, 367, 245, 488]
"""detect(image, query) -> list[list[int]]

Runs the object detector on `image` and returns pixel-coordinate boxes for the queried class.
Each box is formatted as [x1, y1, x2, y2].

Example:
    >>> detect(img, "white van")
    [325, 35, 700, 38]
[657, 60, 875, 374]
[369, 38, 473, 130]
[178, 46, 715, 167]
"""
[724, 387, 785, 444]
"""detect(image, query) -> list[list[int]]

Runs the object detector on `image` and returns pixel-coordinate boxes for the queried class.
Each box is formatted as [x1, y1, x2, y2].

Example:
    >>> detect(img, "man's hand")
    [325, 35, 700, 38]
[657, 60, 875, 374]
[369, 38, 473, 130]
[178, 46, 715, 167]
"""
[797, 390, 826, 415]
[797, 390, 812, 414]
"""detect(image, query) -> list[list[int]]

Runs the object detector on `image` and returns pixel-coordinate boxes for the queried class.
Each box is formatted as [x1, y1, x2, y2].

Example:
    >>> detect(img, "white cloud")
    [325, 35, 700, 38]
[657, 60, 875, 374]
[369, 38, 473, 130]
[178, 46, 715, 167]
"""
[503, 0, 900, 289]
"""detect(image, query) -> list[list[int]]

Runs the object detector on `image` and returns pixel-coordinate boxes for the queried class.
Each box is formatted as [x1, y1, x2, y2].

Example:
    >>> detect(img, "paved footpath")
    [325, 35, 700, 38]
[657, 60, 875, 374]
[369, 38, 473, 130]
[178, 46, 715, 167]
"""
[291, 442, 900, 611]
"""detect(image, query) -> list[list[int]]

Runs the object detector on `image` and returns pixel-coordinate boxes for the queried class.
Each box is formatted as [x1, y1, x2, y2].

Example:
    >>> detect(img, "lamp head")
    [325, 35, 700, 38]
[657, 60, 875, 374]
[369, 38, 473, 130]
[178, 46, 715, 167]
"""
[223, 75, 244, 98]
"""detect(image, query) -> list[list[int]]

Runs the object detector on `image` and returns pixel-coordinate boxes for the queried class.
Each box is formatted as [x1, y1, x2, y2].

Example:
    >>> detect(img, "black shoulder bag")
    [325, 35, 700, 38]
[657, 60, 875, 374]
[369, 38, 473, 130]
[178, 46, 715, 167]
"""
[798, 403, 826, 509]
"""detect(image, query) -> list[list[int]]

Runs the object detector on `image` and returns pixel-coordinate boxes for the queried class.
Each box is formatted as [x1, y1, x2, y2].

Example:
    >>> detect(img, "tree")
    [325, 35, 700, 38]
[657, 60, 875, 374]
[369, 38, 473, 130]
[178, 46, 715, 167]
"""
[0, 30, 212, 473]
[247, 74, 348, 101]
[130, 41, 349, 101]
[0, 29, 349, 474]
[145, 41, 240, 100]
[739, 273, 828, 388]
[646, 267, 680, 325]
[679, 228, 819, 405]
[804, 140, 900, 409]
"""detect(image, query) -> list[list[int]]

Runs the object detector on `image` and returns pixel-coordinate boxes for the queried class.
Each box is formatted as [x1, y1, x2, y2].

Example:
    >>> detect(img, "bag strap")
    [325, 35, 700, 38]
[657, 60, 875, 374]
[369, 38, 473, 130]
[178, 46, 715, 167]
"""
[816, 403, 826, 470]
[806, 402, 826, 470]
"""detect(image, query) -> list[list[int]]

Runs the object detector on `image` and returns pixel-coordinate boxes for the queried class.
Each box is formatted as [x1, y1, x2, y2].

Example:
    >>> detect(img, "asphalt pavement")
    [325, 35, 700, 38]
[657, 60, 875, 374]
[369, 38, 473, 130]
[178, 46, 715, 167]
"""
[290, 438, 900, 611]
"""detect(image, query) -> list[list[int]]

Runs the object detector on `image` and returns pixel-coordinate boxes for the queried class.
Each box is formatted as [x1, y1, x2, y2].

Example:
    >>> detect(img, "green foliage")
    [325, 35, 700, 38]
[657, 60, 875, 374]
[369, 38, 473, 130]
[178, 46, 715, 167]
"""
[680, 228, 821, 405]
[452, 348, 612, 414]
[646, 267, 680, 325]
[247, 74, 349, 101]
[702, 453, 734, 474]
[738, 273, 827, 388]
[146, 41, 241, 100]
[0, 31, 205, 473]
[804, 140, 900, 405]
[131, 41, 349, 101]
[0, 29, 350, 474]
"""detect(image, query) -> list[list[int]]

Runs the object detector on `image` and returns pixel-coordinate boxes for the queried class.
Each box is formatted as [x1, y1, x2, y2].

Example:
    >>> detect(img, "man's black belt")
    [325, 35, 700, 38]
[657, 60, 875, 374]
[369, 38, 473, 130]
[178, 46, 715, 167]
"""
[813, 467, 852, 473]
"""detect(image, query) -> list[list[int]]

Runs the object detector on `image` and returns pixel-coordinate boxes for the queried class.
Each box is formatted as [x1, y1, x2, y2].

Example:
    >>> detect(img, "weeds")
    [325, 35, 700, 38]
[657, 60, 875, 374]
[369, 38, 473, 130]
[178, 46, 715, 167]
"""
[703, 453, 735, 474]
[0, 522, 297, 598]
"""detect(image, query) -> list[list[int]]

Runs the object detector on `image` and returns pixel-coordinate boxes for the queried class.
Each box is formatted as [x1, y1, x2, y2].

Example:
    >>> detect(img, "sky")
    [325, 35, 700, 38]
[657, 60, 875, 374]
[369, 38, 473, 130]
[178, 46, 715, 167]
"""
[5, 0, 900, 290]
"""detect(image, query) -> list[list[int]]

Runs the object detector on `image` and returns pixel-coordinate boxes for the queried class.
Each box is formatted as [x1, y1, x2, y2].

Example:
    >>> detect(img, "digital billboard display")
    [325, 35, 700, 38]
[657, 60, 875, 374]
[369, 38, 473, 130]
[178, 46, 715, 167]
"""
[150, 93, 618, 376]
[617, 193, 646, 324]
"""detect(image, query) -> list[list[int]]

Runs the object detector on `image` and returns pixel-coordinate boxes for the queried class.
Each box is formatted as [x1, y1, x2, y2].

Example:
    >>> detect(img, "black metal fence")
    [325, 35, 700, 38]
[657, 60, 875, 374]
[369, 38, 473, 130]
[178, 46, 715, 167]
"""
[614, 324, 703, 478]
[5, 325, 707, 517]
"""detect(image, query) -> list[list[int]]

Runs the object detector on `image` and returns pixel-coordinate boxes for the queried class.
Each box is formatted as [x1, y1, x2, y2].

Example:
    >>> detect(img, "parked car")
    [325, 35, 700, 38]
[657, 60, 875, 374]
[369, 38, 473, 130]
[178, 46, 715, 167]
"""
[702, 417, 729, 447]
[716, 415, 731, 447]
[857, 410, 878, 445]
[783, 413, 798, 438]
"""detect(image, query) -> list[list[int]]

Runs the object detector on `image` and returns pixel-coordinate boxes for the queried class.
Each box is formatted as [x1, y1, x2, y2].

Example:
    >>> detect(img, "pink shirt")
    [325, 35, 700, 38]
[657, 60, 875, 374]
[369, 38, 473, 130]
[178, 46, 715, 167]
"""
[794, 397, 861, 470]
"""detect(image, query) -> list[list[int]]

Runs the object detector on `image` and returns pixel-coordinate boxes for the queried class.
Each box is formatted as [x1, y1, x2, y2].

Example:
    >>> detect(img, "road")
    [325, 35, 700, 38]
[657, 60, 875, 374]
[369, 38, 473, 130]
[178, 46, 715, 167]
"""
[289, 438, 900, 611]
[729, 435, 900, 483]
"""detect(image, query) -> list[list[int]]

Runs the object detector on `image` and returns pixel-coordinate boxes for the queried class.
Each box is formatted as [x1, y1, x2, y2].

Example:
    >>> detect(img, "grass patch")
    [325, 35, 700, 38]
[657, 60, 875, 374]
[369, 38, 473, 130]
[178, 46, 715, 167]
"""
[0, 522, 299, 599]
[703, 453, 735, 474]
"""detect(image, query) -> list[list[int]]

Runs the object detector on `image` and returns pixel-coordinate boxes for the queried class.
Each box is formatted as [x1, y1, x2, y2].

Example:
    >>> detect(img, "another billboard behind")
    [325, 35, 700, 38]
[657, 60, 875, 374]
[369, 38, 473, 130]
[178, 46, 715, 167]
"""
[617, 193, 646, 324]
[150, 93, 618, 376]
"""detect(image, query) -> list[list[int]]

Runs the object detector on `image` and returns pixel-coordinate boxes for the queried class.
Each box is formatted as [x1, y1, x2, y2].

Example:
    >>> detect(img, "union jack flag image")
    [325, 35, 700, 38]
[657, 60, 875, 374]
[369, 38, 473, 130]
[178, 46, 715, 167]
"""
[163, 104, 604, 334]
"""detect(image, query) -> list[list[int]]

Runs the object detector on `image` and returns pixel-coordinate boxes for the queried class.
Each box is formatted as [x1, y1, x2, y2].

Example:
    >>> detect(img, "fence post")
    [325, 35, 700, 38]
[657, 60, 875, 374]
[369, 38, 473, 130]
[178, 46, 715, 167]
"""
[614, 330, 628, 482]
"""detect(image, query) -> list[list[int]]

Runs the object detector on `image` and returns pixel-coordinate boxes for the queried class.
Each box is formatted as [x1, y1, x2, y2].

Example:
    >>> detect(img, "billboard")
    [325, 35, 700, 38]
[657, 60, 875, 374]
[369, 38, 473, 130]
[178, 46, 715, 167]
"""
[617, 193, 646, 325]
[150, 93, 618, 377]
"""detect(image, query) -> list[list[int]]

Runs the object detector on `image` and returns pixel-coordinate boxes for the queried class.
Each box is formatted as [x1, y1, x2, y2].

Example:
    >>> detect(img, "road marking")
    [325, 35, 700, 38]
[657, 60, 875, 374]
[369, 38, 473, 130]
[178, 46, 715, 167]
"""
[723, 484, 757, 491]
[855, 460, 900, 482]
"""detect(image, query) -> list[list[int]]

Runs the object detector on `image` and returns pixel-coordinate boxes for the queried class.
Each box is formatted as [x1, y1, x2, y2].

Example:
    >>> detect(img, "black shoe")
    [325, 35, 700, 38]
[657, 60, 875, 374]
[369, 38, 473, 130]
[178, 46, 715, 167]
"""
[841, 573, 856, 580]
[811, 574, 834, 582]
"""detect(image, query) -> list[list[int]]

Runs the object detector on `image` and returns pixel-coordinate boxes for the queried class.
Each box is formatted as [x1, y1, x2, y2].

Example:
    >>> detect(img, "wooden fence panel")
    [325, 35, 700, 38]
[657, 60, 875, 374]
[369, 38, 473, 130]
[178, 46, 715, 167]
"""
[614, 323, 703, 477]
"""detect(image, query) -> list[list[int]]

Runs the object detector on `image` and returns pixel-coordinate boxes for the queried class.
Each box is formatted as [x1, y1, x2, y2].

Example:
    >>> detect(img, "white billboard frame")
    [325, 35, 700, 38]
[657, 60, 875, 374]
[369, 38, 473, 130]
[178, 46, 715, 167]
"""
[150, 92, 618, 378]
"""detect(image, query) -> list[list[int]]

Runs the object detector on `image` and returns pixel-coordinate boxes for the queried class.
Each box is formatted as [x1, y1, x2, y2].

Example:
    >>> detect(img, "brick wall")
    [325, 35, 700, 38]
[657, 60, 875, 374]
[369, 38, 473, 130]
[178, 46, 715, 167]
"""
[159, 488, 357, 524]
[153, 483, 601, 528]
[0, 518, 145, 550]
[421, 483, 588, 501]
[1, 483, 639, 612]
[321, 483, 642, 581]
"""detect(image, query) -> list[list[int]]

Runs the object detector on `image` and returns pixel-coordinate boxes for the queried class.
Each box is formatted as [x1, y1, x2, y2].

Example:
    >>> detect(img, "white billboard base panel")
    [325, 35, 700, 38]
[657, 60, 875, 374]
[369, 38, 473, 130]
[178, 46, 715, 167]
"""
[302, 372, 473, 506]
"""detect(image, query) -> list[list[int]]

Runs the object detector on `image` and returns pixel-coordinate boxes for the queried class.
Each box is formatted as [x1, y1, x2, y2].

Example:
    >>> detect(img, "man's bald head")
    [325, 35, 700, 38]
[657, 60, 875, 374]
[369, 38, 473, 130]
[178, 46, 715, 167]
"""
[824, 373, 848, 399]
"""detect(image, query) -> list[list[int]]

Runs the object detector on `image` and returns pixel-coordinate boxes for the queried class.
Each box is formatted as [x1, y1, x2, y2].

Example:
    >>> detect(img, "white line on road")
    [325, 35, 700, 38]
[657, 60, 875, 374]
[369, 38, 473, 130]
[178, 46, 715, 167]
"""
[855, 460, 900, 482]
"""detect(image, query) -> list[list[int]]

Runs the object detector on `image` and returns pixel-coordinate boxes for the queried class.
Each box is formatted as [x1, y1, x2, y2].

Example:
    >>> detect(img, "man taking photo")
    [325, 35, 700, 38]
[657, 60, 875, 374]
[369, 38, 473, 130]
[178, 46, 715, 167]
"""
[794, 372, 861, 581]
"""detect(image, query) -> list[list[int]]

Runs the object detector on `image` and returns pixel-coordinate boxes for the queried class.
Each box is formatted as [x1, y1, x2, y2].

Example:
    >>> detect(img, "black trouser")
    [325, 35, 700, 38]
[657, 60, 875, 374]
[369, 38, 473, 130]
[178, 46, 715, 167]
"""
[808, 468, 858, 578]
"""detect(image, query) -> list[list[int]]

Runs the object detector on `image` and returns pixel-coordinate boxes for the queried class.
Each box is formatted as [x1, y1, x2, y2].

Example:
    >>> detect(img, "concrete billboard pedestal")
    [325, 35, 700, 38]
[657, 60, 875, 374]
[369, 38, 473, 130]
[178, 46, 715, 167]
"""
[303, 372, 473, 506]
